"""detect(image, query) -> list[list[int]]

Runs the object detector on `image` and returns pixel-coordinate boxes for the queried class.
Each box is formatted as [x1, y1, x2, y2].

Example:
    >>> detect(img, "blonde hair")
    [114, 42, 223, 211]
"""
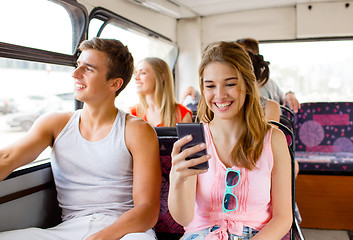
[197, 41, 270, 169]
[137, 57, 180, 127]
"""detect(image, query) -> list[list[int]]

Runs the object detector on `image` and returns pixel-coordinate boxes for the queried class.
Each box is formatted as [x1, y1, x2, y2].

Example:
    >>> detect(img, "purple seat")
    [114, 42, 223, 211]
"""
[295, 102, 353, 175]
[155, 134, 184, 239]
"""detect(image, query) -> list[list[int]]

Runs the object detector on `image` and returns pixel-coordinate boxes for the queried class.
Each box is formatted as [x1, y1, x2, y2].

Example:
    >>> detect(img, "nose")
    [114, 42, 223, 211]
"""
[134, 72, 140, 80]
[216, 86, 227, 99]
[72, 66, 82, 79]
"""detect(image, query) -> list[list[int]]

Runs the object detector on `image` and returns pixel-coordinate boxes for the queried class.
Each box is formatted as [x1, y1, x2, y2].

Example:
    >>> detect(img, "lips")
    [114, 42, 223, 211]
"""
[75, 82, 87, 90]
[214, 101, 232, 109]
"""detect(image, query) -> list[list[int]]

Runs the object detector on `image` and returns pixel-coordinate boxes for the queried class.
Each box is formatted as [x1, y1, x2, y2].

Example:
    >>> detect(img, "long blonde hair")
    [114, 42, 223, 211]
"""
[137, 57, 179, 127]
[197, 41, 270, 169]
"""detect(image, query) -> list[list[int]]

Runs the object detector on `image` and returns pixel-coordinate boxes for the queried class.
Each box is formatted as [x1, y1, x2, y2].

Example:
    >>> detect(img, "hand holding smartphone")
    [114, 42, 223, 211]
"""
[176, 123, 209, 170]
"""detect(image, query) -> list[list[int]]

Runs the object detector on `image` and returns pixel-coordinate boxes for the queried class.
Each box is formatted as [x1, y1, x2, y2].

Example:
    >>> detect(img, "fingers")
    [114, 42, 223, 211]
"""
[171, 135, 192, 157]
[172, 135, 208, 165]
[171, 135, 209, 181]
[181, 86, 196, 103]
[172, 154, 209, 181]
[287, 99, 300, 113]
[284, 93, 301, 113]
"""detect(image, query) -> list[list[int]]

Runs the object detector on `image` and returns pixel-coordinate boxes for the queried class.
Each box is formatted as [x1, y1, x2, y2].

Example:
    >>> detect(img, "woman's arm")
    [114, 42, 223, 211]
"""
[252, 128, 292, 240]
[168, 135, 209, 226]
[264, 99, 280, 122]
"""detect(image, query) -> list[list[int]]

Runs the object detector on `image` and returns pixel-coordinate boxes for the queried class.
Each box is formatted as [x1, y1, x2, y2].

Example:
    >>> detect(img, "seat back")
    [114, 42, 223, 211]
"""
[295, 102, 353, 153]
[268, 121, 304, 240]
[154, 127, 184, 239]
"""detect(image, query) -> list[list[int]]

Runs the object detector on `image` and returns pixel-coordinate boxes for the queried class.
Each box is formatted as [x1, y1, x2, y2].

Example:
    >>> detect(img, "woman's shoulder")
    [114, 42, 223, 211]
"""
[177, 103, 192, 114]
[128, 104, 139, 116]
[270, 127, 287, 149]
[177, 103, 193, 123]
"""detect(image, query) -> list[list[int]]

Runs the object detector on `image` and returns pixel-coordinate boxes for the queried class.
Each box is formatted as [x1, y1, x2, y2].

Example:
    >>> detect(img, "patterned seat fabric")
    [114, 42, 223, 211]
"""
[295, 102, 353, 174]
[155, 137, 185, 235]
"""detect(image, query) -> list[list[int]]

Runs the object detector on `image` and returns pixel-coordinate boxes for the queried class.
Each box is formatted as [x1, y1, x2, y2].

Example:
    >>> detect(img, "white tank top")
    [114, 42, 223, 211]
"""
[51, 109, 133, 221]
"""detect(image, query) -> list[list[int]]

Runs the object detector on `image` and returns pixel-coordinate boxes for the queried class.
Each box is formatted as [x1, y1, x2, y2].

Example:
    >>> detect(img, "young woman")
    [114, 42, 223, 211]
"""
[168, 42, 292, 240]
[180, 49, 280, 123]
[130, 57, 192, 127]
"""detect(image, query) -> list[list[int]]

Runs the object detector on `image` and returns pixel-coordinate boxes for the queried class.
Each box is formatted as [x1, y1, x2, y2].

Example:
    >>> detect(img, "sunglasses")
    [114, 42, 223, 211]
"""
[223, 168, 241, 213]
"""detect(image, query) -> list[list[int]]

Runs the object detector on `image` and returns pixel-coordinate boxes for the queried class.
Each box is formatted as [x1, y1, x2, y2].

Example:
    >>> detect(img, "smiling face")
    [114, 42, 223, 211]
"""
[202, 62, 246, 121]
[134, 61, 156, 95]
[72, 49, 116, 103]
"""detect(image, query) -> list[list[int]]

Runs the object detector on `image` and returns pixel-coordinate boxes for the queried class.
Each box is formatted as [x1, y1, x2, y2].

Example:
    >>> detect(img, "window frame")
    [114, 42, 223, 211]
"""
[0, 0, 88, 66]
[88, 7, 179, 69]
[0, 0, 88, 177]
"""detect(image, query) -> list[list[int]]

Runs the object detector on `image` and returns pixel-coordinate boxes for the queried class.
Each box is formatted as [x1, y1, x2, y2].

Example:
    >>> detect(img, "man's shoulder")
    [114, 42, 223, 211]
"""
[35, 111, 75, 135]
[40, 111, 75, 124]
[126, 114, 153, 131]
[126, 115, 156, 137]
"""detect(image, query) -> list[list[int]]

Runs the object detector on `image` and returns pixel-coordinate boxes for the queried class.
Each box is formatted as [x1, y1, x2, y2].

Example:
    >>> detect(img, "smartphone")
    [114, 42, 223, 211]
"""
[176, 123, 209, 170]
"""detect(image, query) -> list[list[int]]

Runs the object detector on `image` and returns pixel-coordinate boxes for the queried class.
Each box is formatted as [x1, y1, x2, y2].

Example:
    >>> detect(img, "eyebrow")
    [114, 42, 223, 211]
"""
[76, 61, 98, 70]
[204, 77, 238, 82]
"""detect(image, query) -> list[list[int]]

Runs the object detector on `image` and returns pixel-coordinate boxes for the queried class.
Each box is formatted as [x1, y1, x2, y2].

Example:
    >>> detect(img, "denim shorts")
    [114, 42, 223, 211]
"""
[181, 226, 259, 240]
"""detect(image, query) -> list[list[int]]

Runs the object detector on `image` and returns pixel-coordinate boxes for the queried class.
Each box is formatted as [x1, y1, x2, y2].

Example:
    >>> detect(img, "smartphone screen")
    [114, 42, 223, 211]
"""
[176, 123, 209, 170]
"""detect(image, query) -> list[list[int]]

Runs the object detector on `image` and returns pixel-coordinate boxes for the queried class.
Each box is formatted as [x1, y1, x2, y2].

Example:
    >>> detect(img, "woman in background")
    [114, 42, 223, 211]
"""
[130, 57, 192, 127]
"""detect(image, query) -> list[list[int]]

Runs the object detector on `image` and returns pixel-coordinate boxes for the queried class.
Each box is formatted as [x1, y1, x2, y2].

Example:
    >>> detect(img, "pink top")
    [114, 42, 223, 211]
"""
[185, 123, 274, 239]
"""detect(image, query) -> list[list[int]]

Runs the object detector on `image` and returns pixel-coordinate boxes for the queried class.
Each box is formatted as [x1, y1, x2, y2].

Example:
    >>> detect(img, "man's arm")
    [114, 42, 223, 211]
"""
[268, 79, 301, 113]
[86, 115, 161, 240]
[0, 112, 68, 181]
[284, 91, 301, 113]
[180, 86, 196, 103]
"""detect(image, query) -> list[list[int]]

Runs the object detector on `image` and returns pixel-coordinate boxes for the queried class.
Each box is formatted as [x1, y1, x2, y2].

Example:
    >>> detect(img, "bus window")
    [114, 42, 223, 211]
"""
[88, 11, 178, 111]
[260, 40, 353, 103]
[0, 0, 86, 165]
[0, 58, 74, 164]
[0, 0, 85, 54]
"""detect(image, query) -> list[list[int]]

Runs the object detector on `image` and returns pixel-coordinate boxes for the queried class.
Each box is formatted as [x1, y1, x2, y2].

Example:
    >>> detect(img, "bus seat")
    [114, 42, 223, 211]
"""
[294, 102, 353, 174]
[0, 163, 61, 232]
[154, 127, 184, 240]
[294, 102, 353, 230]
[280, 106, 295, 132]
[269, 121, 304, 240]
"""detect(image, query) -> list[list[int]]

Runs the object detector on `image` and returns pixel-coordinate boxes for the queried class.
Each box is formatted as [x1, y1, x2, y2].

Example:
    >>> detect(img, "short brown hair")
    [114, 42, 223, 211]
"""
[79, 37, 134, 95]
[236, 38, 260, 54]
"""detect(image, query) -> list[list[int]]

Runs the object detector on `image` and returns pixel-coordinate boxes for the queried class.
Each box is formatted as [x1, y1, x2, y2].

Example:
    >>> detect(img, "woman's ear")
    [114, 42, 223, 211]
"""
[111, 78, 124, 92]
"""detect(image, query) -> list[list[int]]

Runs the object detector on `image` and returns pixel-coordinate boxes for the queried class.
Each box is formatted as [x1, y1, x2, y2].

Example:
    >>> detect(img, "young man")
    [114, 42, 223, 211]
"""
[0, 38, 161, 240]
